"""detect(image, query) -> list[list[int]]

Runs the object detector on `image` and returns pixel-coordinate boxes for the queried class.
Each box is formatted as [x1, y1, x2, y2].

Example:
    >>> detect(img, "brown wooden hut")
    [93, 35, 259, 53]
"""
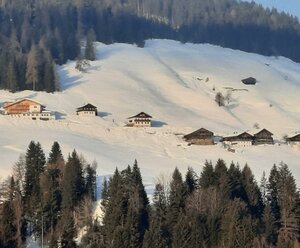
[184, 128, 214, 145]
[286, 134, 300, 144]
[223, 132, 253, 147]
[253, 129, 274, 145]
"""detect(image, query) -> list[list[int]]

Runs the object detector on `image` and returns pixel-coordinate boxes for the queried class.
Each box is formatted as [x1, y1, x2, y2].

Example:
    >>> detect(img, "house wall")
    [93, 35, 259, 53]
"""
[4, 100, 42, 114]
[224, 140, 252, 147]
[253, 138, 274, 145]
[77, 111, 97, 116]
[128, 117, 152, 127]
[8, 111, 55, 120]
[189, 138, 214, 145]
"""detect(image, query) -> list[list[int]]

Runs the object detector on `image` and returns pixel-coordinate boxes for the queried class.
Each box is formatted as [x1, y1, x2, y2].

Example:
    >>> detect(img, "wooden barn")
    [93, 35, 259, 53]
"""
[223, 132, 253, 147]
[253, 129, 274, 145]
[127, 112, 152, 127]
[2, 99, 54, 120]
[76, 103, 97, 116]
[184, 128, 214, 145]
[286, 134, 300, 145]
[241, 77, 257, 85]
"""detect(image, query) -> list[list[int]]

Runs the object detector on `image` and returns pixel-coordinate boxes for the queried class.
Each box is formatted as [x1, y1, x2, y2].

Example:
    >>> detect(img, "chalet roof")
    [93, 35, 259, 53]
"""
[77, 103, 97, 111]
[3, 98, 43, 108]
[287, 134, 300, 142]
[254, 128, 273, 137]
[223, 132, 253, 141]
[184, 128, 214, 140]
[241, 77, 257, 85]
[128, 112, 152, 119]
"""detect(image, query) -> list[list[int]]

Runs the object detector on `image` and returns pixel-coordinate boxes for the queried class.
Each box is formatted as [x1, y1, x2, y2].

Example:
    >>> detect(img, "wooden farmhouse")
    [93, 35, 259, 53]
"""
[223, 132, 253, 147]
[2, 99, 54, 120]
[184, 128, 214, 145]
[253, 129, 274, 145]
[286, 134, 300, 145]
[241, 77, 257, 85]
[127, 112, 152, 127]
[76, 103, 97, 116]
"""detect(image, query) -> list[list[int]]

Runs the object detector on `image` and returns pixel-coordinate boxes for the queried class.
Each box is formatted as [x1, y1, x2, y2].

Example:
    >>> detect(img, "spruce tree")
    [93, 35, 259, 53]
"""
[199, 161, 215, 188]
[276, 163, 300, 247]
[48, 141, 64, 165]
[241, 164, 263, 218]
[61, 150, 85, 211]
[85, 163, 97, 201]
[142, 183, 170, 248]
[24, 141, 46, 233]
[167, 167, 186, 234]
[0, 201, 17, 248]
[185, 167, 198, 194]
[228, 162, 243, 199]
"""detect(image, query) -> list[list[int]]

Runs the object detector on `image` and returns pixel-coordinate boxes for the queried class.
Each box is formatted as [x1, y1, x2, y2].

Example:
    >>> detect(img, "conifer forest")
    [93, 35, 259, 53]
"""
[0, 141, 299, 247]
[1, 0, 300, 92]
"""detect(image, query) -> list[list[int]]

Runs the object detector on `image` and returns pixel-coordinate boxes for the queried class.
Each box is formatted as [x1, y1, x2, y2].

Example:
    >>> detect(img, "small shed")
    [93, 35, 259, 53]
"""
[184, 128, 214, 145]
[223, 132, 253, 147]
[76, 103, 97, 116]
[127, 112, 152, 127]
[242, 77, 257, 85]
[253, 129, 274, 145]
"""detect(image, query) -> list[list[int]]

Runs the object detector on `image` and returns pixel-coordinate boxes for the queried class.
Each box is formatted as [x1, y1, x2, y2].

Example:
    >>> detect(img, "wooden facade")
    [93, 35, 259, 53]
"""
[223, 132, 253, 147]
[2, 99, 54, 120]
[127, 112, 152, 127]
[287, 134, 300, 144]
[76, 103, 97, 116]
[253, 129, 274, 145]
[3, 99, 44, 114]
[184, 128, 214, 145]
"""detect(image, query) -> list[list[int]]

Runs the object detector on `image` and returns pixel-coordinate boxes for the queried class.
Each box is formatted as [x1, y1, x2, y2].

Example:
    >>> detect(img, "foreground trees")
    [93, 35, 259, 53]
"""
[0, 141, 97, 247]
[0, 143, 299, 247]
[82, 159, 300, 248]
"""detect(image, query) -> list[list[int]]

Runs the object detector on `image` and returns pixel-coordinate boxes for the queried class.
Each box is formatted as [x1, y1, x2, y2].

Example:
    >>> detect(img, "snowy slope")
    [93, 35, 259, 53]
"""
[0, 39, 300, 191]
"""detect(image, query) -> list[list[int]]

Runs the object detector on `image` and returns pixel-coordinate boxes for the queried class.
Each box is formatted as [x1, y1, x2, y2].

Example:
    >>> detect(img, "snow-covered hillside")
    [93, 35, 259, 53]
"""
[1, 40, 300, 192]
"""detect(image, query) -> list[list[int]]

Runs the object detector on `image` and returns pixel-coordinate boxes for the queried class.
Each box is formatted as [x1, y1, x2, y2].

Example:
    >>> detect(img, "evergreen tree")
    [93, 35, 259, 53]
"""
[0, 201, 17, 248]
[166, 167, 186, 233]
[241, 164, 263, 218]
[142, 183, 170, 248]
[61, 150, 85, 211]
[85, 163, 97, 201]
[185, 166, 198, 194]
[199, 160, 215, 189]
[48, 141, 64, 165]
[276, 163, 300, 247]
[228, 162, 243, 199]
[24, 141, 46, 234]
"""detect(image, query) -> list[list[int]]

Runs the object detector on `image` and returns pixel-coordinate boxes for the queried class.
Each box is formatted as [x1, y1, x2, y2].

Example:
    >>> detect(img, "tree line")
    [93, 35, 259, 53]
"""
[0, 141, 97, 247]
[0, 141, 299, 247]
[82, 159, 300, 248]
[1, 0, 300, 92]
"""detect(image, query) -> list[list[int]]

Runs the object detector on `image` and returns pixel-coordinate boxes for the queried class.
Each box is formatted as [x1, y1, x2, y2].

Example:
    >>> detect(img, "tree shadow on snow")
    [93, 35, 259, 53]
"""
[98, 111, 112, 118]
[151, 120, 167, 127]
[55, 112, 67, 120]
